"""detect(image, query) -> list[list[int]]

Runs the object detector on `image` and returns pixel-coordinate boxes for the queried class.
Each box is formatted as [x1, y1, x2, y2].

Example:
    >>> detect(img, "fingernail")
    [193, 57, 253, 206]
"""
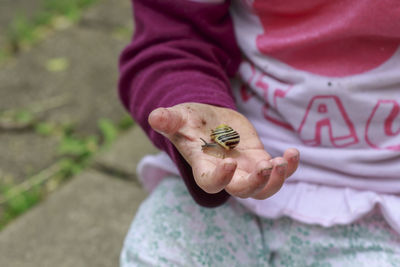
[259, 167, 272, 178]
[290, 155, 299, 162]
[277, 164, 287, 176]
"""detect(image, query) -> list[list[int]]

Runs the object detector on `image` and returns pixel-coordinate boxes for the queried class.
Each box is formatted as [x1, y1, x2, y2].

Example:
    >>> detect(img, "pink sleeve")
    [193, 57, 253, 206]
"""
[118, 0, 242, 207]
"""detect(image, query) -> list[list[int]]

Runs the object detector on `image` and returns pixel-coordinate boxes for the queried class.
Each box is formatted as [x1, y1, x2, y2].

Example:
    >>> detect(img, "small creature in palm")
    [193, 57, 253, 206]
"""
[201, 124, 240, 151]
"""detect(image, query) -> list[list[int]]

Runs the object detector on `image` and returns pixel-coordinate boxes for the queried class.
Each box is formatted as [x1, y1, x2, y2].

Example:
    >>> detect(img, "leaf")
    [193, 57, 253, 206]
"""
[6, 192, 38, 216]
[46, 57, 69, 72]
[117, 115, 135, 130]
[35, 122, 55, 136]
[15, 110, 35, 123]
[98, 118, 118, 146]
[58, 136, 87, 156]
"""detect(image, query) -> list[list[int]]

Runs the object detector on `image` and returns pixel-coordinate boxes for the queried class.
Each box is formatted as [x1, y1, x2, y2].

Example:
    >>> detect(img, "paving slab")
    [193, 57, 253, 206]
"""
[0, 169, 147, 267]
[94, 126, 160, 179]
[0, 131, 59, 183]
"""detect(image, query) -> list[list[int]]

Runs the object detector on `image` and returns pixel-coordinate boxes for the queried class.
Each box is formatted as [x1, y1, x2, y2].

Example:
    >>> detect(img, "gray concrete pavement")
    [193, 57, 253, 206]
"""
[0, 126, 160, 267]
[0, 0, 133, 183]
[0, 1, 161, 265]
[0, 170, 146, 267]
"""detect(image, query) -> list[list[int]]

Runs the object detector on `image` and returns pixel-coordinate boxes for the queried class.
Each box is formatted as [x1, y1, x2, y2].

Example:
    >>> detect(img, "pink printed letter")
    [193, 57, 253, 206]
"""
[298, 95, 358, 147]
[365, 100, 400, 150]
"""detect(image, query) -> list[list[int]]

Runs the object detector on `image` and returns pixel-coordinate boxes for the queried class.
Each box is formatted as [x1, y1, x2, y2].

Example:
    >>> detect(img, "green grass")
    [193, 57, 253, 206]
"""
[1, 0, 100, 62]
[0, 182, 42, 230]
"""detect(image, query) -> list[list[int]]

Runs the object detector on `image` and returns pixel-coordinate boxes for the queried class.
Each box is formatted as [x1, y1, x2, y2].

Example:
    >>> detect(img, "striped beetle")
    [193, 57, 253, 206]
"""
[201, 124, 240, 150]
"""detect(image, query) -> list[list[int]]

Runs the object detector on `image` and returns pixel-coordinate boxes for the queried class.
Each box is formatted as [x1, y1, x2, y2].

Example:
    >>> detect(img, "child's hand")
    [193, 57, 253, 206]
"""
[148, 103, 299, 199]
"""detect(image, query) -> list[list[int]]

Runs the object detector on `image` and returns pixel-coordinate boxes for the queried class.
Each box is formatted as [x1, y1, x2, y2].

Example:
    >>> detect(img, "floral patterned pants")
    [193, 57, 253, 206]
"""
[120, 177, 400, 267]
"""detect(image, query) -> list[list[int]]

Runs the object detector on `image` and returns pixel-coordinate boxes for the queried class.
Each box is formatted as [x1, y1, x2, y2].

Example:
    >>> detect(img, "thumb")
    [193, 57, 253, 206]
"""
[148, 107, 186, 135]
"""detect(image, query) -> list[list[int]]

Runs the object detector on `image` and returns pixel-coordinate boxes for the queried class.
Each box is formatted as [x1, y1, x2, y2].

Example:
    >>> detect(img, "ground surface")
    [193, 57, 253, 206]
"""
[0, 0, 161, 265]
[0, 0, 133, 182]
[0, 127, 159, 266]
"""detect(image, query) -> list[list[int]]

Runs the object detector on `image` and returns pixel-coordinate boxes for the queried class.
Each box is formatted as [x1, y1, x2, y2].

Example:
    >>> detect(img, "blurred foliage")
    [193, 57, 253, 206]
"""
[0, 181, 41, 231]
[14, 110, 35, 124]
[1, 0, 99, 62]
[98, 118, 118, 147]
[45, 57, 69, 72]
[0, 109, 36, 130]
[117, 114, 135, 131]
[35, 122, 57, 136]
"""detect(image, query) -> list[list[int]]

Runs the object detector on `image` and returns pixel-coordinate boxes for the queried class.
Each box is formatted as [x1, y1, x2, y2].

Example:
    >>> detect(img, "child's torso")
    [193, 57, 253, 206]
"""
[229, 0, 400, 191]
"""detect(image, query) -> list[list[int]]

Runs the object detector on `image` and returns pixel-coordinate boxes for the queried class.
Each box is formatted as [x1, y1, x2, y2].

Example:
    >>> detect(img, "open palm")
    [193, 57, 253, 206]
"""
[148, 103, 299, 199]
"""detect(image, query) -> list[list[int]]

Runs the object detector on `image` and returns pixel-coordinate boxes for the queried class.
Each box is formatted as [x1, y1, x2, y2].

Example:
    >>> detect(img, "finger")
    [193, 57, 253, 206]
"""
[225, 160, 273, 198]
[252, 157, 288, 200]
[192, 157, 237, 194]
[148, 107, 185, 135]
[283, 148, 300, 178]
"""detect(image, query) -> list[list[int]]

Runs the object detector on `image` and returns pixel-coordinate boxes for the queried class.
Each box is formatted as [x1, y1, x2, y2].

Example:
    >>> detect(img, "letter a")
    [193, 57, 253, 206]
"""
[298, 95, 358, 147]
